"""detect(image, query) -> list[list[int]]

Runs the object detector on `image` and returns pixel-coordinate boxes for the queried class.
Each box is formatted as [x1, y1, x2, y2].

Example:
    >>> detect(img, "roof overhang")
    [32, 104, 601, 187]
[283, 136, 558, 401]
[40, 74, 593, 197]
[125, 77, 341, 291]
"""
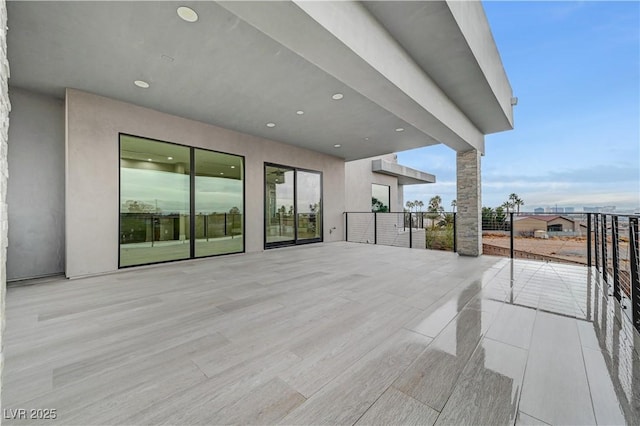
[7, 1, 513, 160]
[372, 159, 435, 185]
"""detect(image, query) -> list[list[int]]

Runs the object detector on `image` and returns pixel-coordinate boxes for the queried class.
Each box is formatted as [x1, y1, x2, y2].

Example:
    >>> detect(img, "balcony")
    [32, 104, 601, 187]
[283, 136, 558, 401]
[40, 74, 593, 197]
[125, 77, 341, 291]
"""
[4, 242, 639, 424]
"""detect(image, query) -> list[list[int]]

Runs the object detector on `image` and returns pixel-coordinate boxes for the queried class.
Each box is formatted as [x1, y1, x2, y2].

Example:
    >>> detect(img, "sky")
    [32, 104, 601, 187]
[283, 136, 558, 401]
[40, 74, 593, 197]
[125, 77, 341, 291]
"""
[397, 1, 640, 213]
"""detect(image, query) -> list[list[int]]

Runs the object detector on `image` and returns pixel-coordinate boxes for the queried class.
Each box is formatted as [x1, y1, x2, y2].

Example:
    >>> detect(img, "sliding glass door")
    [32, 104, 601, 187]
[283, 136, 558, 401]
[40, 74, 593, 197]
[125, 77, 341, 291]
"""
[265, 164, 322, 248]
[120, 134, 244, 267]
[296, 171, 322, 241]
[120, 136, 191, 266]
[194, 150, 244, 257]
[265, 165, 295, 245]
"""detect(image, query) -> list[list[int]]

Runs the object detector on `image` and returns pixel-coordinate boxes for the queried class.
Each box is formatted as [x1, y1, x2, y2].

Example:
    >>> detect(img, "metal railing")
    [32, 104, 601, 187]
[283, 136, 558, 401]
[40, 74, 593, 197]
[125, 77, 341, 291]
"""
[591, 213, 640, 332]
[345, 210, 640, 333]
[344, 212, 456, 251]
[481, 211, 639, 332]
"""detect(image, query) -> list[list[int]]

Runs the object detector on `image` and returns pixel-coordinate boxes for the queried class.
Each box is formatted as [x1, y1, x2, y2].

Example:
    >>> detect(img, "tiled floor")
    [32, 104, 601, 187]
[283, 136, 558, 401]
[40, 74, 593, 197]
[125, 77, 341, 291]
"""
[4, 242, 639, 425]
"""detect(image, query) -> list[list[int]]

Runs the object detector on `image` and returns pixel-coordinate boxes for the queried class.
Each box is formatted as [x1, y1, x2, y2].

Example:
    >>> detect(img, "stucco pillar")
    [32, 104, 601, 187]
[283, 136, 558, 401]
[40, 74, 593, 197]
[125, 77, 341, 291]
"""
[0, 0, 9, 404]
[456, 149, 481, 256]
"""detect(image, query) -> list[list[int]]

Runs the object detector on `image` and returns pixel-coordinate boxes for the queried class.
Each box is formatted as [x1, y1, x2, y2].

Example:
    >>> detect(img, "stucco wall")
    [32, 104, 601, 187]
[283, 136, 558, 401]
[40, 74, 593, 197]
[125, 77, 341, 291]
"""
[7, 88, 65, 281]
[66, 89, 345, 278]
[513, 218, 546, 234]
[345, 154, 399, 212]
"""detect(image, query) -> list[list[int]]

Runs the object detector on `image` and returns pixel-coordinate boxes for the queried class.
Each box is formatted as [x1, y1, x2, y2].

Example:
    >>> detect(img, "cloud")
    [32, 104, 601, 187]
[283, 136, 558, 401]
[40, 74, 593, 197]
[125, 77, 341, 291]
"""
[484, 164, 639, 185]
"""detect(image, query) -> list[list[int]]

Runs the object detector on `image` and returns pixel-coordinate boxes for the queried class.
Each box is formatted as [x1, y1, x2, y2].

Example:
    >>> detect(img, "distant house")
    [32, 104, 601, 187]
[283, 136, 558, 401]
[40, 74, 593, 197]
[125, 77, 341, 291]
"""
[513, 215, 577, 235]
[534, 208, 544, 214]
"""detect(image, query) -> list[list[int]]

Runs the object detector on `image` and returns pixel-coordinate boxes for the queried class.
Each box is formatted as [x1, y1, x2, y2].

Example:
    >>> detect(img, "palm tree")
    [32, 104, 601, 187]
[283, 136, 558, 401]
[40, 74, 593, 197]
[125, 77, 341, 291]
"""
[416, 200, 424, 212]
[514, 196, 524, 214]
[508, 193, 525, 215]
[405, 200, 414, 212]
[428, 195, 443, 213]
[501, 201, 512, 215]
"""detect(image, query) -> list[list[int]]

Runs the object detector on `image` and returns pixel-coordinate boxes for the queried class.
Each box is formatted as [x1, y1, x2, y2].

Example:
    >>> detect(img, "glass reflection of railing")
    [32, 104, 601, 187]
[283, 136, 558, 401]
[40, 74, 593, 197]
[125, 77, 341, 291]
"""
[297, 213, 321, 239]
[120, 213, 243, 245]
[195, 213, 243, 240]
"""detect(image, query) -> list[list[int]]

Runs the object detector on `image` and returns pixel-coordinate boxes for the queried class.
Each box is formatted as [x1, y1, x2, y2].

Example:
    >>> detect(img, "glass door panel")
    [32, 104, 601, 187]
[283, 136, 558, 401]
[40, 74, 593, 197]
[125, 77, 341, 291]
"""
[120, 135, 190, 266]
[265, 166, 295, 245]
[194, 150, 244, 257]
[296, 171, 322, 241]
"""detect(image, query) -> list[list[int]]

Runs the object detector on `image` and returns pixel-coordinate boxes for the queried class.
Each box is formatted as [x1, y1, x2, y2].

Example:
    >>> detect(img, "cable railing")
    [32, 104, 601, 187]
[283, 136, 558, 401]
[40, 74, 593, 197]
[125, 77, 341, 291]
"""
[344, 210, 640, 333]
[344, 212, 456, 251]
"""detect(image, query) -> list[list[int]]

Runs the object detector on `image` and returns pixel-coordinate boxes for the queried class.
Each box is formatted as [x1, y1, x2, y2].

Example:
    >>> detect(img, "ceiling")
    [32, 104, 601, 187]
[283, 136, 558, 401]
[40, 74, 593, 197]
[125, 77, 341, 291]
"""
[7, 1, 511, 161]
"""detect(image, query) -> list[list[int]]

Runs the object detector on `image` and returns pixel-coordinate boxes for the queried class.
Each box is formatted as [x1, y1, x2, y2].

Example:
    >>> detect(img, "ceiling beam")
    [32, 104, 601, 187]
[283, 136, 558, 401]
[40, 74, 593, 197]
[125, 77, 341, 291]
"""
[218, 1, 486, 154]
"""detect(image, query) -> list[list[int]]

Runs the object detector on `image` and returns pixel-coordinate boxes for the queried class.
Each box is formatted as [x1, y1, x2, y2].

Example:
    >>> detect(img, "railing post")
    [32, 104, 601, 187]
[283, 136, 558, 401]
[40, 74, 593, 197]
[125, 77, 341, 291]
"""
[612, 215, 621, 301]
[409, 213, 413, 248]
[345, 212, 348, 241]
[510, 212, 514, 259]
[587, 213, 592, 267]
[602, 214, 608, 285]
[594, 214, 600, 271]
[629, 217, 639, 331]
[374, 212, 377, 245]
[453, 212, 457, 253]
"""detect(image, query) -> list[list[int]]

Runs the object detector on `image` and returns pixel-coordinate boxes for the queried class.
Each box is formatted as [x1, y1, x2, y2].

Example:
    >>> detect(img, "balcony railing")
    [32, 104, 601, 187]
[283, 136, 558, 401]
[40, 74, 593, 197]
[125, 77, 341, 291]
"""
[344, 211, 640, 333]
[344, 212, 456, 251]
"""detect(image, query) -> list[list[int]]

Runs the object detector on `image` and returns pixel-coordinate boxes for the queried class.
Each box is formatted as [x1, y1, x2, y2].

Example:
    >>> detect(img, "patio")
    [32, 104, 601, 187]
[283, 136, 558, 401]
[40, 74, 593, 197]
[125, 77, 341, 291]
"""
[3, 242, 639, 425]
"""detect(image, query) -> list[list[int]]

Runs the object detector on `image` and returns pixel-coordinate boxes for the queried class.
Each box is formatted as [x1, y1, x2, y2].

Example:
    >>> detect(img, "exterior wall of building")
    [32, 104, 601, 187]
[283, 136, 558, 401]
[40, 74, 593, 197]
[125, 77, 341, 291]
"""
[7, 88, 65, 281]
[514, 217, 576, 234]
[345, 154, 400, 212]
[0, 0, 9, 403]
[65, 89, 345, 278]
[513, 218, 547, 234]
[547, 217, 575, 232]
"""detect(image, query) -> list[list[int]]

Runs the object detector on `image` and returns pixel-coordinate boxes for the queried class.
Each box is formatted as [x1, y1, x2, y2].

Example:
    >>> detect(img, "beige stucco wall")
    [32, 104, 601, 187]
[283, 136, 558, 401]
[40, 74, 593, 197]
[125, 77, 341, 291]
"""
[345, 154, 399, 212]
[65, 89, 345, 278]
[514, 217, 576, 234]
[514, 218, 547, 234]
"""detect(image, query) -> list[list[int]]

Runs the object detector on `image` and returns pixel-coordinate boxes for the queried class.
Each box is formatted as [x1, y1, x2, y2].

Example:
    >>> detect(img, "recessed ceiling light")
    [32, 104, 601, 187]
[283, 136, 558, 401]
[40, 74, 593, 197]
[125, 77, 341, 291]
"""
[220, 172, 224, 175]
[266, 122, 276, 128]
[177, 6, 198, 23]
[134, 80, 150, 89]
[395, 127, 405, 132]
[167, 156, 173, 160]
[364, 137, 370, 141]
[332, 93, 344, 100]
[334, 144, 341, 148]
[275, 178, 279, 182]
[296, 110, 304, 115]
[230, 165, 235, 169]
[147, 158, 153, 161]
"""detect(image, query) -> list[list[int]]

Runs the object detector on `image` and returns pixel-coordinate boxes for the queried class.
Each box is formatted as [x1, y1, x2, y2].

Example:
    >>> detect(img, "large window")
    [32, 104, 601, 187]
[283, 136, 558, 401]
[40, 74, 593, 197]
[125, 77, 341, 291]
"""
[372, 184, 390, 212]
[120, 135, 244, 267]
[265, 164, 322, 247]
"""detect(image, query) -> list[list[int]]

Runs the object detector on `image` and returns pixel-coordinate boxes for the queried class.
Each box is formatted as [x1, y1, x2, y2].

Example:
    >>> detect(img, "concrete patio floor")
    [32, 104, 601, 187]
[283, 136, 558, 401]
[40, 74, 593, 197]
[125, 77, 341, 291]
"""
[3, 242, 639, 425]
